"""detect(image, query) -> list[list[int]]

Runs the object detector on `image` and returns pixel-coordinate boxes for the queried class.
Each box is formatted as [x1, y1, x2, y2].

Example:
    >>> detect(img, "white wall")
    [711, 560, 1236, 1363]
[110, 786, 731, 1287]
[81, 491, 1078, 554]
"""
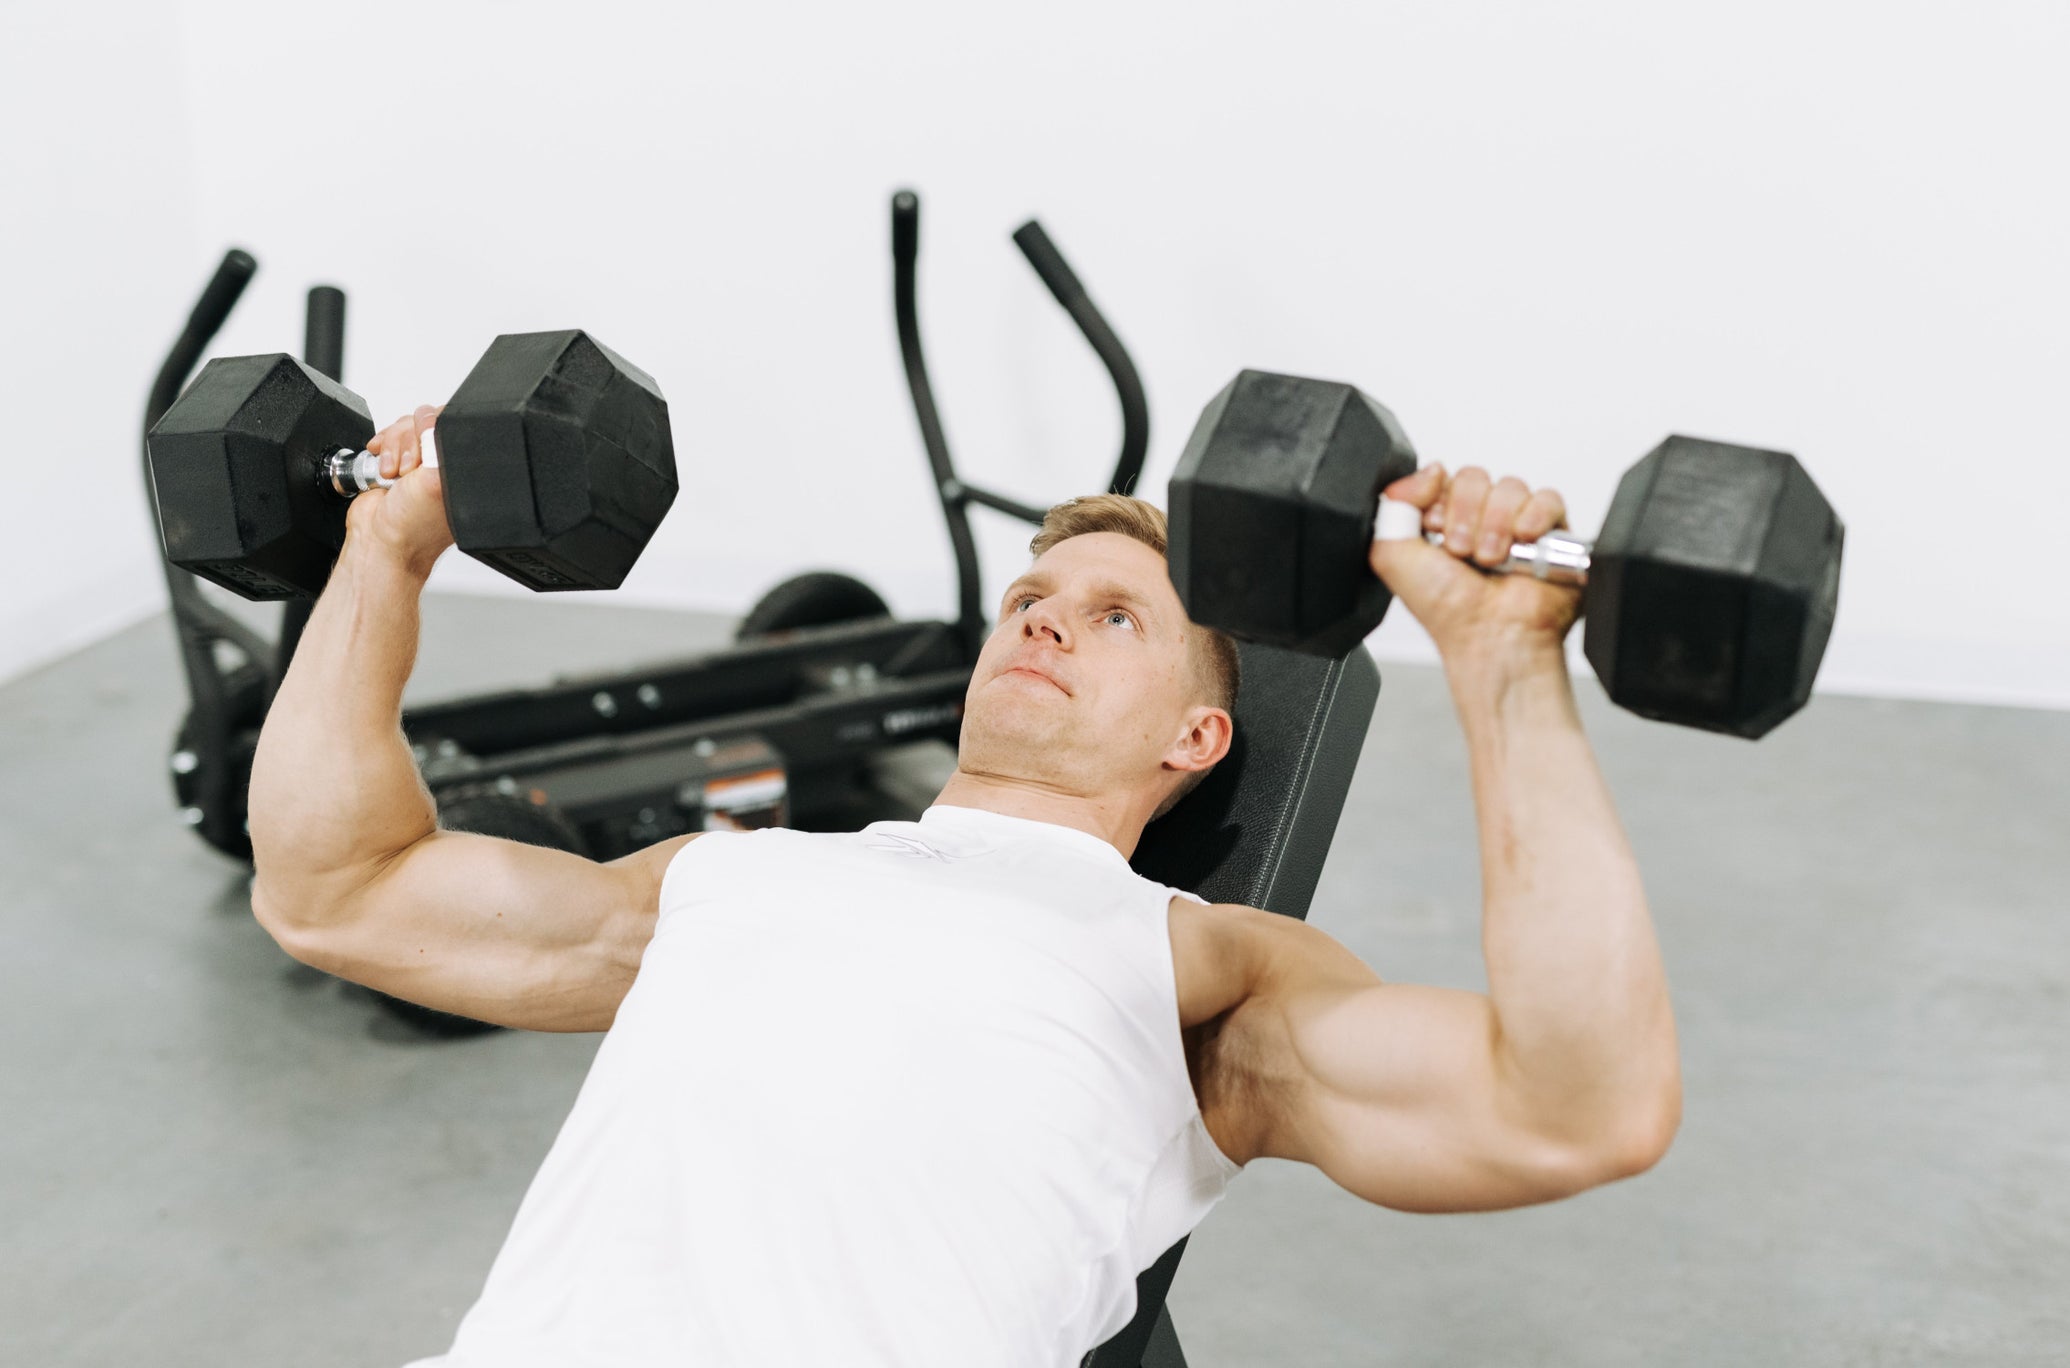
[7, 0, 2067, 709]
[0, 4, 200, 684]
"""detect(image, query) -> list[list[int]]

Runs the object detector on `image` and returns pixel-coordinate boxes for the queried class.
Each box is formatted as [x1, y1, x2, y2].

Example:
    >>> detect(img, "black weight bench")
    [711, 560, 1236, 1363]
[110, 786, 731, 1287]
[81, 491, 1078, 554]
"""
[1079, 640, 1383, 1367]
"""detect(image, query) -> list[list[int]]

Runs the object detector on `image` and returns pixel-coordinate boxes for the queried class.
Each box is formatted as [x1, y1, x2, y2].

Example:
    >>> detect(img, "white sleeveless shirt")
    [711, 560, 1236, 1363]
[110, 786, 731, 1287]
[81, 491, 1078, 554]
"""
[403, 803, 1245, 1368]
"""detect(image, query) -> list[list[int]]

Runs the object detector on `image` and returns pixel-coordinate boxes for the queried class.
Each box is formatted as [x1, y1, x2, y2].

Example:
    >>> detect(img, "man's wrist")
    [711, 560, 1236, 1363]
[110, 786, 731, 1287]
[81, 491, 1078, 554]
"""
[1438, 626, 1570, 680]
[340, 530, 441, 589]
[1438, 629, 1578, 726]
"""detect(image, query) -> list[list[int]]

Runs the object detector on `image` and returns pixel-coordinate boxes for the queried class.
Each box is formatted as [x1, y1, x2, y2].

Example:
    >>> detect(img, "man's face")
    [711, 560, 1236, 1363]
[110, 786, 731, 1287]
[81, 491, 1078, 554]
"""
[957, 532, 1229, 808]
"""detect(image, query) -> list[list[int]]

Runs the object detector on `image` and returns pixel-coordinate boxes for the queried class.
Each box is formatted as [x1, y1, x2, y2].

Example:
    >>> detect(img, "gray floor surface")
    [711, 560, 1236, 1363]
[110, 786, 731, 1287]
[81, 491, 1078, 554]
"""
[2, 594, 2064, 1366]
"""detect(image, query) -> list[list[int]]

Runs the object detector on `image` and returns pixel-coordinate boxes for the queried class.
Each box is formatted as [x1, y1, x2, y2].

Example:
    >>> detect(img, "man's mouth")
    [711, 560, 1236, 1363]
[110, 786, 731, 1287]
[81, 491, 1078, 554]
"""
[1001, 666, 1067, 694]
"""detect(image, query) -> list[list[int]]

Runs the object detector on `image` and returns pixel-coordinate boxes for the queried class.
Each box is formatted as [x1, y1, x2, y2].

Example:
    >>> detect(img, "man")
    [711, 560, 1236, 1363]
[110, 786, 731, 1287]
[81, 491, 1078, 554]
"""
[251, 407, 1681, 1367]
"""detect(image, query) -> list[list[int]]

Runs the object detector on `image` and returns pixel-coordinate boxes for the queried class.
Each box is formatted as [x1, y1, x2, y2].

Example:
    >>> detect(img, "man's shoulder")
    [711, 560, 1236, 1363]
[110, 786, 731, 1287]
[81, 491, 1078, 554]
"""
[1170, 898, 1300, 1168]
[1166, 897, 1276, 1032]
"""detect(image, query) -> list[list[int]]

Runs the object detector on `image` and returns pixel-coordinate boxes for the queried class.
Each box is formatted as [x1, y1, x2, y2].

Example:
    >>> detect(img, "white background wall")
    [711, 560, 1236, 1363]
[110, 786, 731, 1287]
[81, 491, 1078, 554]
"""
[5, 0, 2066, 708]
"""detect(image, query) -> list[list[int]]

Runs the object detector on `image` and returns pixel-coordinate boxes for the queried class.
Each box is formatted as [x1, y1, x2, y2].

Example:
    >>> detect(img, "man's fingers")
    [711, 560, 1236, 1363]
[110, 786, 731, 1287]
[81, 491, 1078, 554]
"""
[1381, 462, 1447, 508]
[1443, 467, 1492, 555]
[1381, 461, 1574, 562]
[369, 414, 410, 453]
[398, 418, 424, 476]
[1475, 477, 1532, 567]
[1513, 488, 1569, 543]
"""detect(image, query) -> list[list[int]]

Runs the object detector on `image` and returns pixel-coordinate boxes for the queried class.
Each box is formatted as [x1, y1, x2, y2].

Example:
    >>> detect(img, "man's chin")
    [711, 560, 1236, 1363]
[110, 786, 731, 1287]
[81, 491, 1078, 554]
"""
[959, 702, 1064, 762]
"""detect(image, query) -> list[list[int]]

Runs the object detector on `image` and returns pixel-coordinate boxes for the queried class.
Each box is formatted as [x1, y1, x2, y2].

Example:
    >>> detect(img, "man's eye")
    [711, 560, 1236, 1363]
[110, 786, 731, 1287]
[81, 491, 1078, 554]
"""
[1105, 610, 1135, 629]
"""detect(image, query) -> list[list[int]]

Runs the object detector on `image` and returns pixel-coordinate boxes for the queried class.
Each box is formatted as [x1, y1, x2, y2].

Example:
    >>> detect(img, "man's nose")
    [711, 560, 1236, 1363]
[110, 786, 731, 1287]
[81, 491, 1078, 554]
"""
[1020, 600, 1068, 645]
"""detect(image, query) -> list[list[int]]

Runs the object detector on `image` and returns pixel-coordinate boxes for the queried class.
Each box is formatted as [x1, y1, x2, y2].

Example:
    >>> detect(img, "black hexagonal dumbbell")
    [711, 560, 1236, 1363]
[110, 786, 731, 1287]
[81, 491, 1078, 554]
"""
[1168, 369, 1846, 739]
[147, 331, 678, 598]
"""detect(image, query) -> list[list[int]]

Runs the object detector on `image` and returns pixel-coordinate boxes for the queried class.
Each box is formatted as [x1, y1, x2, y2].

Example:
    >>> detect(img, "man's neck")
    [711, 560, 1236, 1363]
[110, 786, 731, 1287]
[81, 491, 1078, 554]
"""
[928, 771, 1148, 862]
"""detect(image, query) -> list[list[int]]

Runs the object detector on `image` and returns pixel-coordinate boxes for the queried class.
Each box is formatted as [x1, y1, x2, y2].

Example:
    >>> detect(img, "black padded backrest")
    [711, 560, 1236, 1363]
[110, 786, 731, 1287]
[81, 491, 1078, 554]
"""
[1086, 643, 1381, 1368]
[1130, 641, 1381, 923]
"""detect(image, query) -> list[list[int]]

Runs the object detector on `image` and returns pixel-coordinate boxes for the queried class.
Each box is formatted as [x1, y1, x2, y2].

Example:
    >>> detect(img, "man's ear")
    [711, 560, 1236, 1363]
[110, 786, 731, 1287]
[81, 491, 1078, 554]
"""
[1169, 706, 1233, 773]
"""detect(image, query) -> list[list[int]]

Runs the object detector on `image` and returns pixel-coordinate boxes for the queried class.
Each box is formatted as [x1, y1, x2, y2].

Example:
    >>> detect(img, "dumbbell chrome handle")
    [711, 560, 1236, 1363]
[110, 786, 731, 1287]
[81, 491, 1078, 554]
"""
[323, 427, 442, 497]
[1376, 496, 1592, 586]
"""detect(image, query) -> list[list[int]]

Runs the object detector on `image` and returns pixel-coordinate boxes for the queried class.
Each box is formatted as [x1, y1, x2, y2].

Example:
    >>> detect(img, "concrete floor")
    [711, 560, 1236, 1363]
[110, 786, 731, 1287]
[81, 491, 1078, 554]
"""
[2, 594, 2064, 1367]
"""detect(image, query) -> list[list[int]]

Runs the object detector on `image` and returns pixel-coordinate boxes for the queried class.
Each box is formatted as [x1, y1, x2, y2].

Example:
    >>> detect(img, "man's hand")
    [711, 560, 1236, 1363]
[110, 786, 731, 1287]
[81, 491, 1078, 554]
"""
[1367, 464, 1583, 657]
[352, 404, 453, 577]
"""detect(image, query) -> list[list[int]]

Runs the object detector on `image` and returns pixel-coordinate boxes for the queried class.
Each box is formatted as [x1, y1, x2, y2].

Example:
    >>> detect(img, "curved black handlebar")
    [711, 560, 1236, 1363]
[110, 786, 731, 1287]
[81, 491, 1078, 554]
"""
[143, 249, 269, 664]
[146, 248, 256, 434]
[143, 247, 280, 855]
[891, 192, 986, 656]
[892, 189, 1151, 659]
[892, 190, 920, 266]
[1011, 221, 1148, 497]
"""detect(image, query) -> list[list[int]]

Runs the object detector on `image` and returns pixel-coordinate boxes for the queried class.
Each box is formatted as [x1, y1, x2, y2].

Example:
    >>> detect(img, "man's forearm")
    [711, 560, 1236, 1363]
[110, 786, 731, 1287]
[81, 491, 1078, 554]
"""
[1446, 635, 1680, 1152]
[248, 536, 440, 929]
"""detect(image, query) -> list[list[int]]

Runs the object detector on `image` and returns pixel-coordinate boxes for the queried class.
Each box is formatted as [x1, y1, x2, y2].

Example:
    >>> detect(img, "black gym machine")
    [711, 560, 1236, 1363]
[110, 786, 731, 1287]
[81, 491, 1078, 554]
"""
[143, 189, 1147, 1032]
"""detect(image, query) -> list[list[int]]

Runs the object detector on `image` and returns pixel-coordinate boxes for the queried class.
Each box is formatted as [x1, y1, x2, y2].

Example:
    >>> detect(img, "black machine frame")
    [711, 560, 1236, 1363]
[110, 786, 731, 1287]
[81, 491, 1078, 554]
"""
[144, 189, 1147, 863]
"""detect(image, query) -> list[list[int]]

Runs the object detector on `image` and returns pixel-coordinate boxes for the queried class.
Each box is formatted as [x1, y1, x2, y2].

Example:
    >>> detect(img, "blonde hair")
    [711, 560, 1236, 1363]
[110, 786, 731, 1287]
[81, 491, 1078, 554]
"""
[1028, 494, 1240, 820]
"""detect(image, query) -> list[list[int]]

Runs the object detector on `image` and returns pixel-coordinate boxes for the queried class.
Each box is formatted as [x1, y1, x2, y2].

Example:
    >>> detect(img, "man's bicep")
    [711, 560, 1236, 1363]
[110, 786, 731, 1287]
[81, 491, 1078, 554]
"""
[1248, 917, 1622, 1214]
[272, 829, 688, 1033]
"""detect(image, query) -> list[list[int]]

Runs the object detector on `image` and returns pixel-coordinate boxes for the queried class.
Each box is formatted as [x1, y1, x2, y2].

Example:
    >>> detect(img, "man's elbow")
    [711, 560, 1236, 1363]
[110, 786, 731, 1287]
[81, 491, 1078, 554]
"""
[250, 834, 419, 963]
[250, 875, 345, 970]
[1552, 1077, 1683, 1196]
[1603, 1077, 1684, 1181]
